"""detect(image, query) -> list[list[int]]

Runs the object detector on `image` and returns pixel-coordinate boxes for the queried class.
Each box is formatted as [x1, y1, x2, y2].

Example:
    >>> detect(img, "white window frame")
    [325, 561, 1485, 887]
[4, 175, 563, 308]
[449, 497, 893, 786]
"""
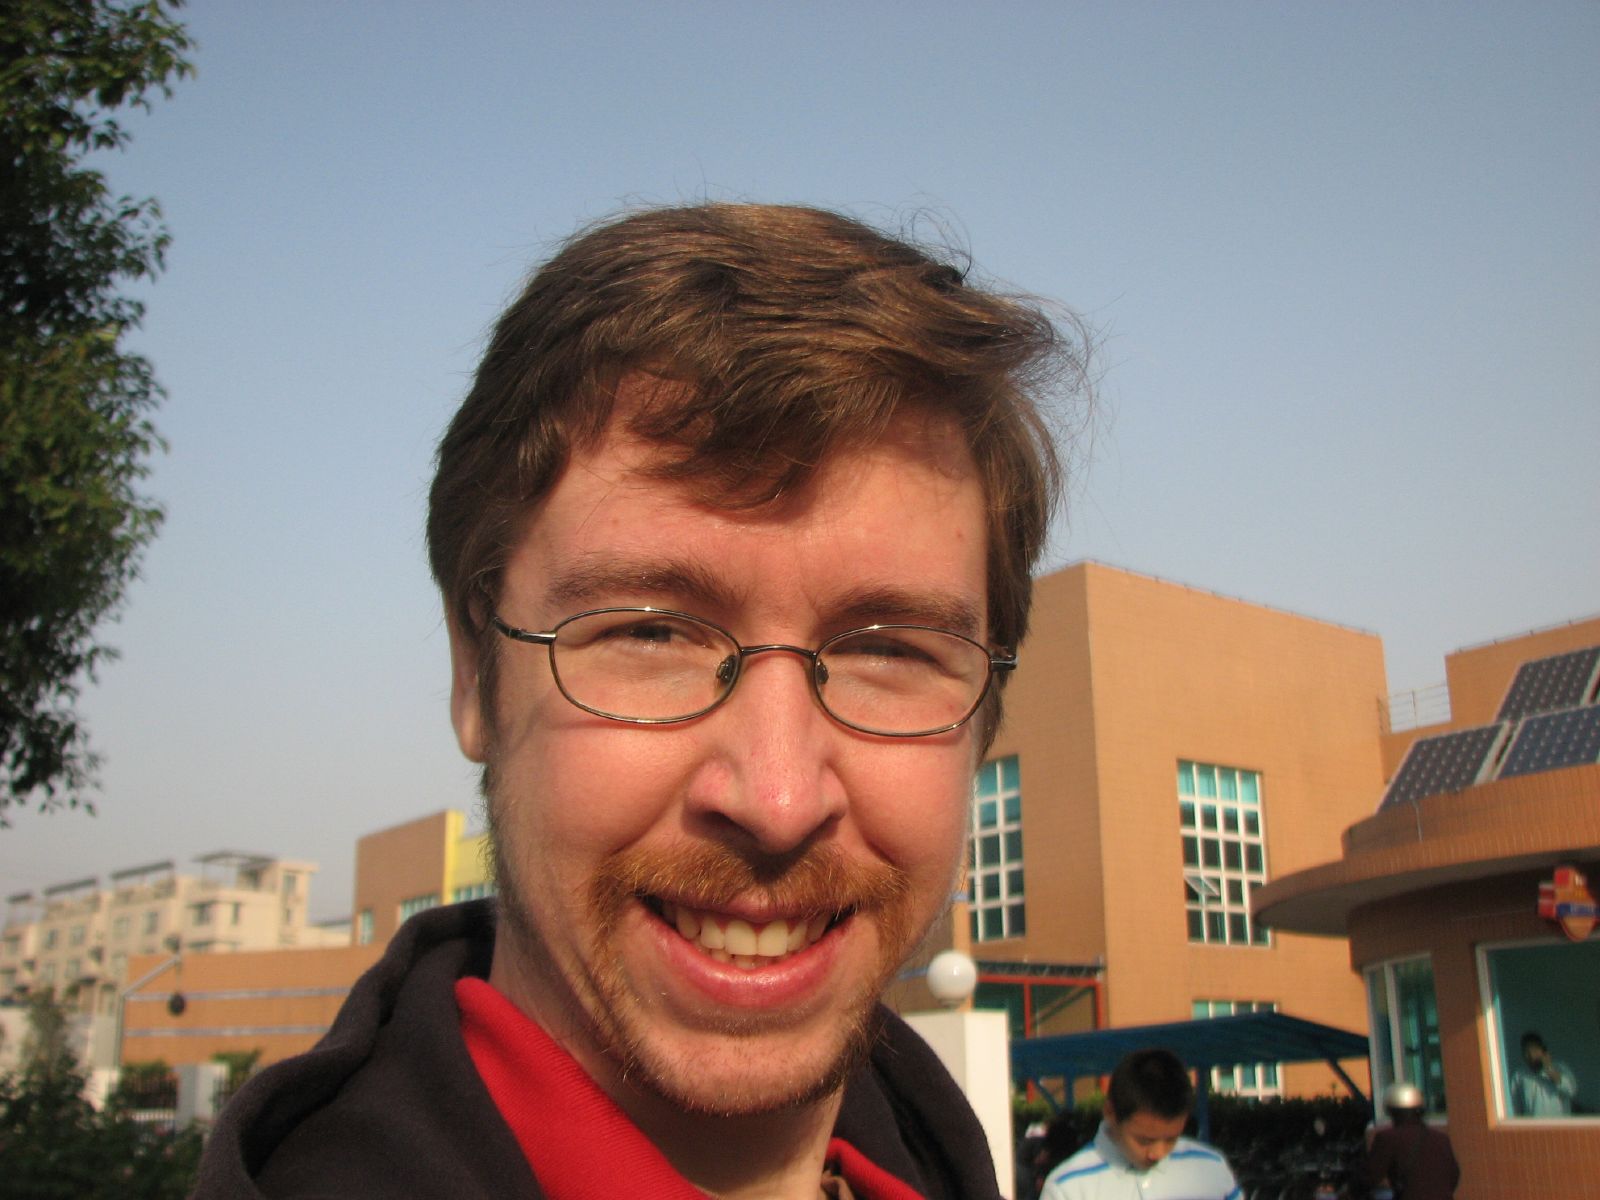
[1477, 934, 1600, 1125]
[1179, 760, 1270, 947]
[1192, 998, 1283, 1097]
[968, 756, 1024, 943]
[1366, 953, 1448, 1118]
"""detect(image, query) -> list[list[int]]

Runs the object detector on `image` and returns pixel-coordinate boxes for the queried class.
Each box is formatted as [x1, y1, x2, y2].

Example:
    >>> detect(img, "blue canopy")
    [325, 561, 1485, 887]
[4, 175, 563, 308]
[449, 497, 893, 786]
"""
[1011, 1010, 1371, 1137]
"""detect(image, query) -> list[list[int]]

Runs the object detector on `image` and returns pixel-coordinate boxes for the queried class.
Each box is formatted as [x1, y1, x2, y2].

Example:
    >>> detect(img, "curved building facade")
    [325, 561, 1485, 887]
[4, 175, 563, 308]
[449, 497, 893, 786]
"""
[1256, 619, 1600, 1199]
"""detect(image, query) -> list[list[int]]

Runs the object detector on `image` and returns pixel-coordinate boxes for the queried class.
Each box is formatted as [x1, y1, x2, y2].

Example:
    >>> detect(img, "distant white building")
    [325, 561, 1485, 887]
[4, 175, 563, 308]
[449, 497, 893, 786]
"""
[0, 852, 346, 1072]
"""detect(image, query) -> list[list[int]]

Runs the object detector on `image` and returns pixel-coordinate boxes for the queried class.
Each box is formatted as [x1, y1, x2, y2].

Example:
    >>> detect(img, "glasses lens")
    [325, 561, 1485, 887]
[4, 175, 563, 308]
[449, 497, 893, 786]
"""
[817, 626, 990, 735]
[551, 610, 737, 722]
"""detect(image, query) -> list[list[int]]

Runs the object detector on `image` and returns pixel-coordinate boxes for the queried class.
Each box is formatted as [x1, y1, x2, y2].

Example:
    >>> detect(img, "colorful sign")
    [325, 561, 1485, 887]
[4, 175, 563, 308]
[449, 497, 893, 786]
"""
[1538, 864, 1597, 941]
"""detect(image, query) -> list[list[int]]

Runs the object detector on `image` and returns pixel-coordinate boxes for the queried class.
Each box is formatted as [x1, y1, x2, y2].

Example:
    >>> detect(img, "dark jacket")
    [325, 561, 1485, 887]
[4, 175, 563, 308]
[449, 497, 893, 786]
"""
[192, 900, 1001, 1199]
[1360, 1121, 1460, 1200]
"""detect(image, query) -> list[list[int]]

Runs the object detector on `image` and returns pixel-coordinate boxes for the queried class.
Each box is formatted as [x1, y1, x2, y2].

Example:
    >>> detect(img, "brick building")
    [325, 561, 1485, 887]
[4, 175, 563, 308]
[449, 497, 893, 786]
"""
[1257, 616, 1600, 1199]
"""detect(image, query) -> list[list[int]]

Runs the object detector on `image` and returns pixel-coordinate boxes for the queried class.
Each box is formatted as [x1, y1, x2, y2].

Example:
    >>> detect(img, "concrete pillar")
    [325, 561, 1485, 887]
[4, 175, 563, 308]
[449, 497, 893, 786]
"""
[175, 1061, 229, 1127]
[903, 1008, 1016, 1200]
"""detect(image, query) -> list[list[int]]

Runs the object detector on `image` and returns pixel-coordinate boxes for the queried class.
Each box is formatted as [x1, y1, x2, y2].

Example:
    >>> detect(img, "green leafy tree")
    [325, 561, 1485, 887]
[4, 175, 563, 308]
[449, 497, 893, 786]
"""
[0, 1, 193, 820]
[18, 987, 75, 1078]
[0, 993, 202, 1198]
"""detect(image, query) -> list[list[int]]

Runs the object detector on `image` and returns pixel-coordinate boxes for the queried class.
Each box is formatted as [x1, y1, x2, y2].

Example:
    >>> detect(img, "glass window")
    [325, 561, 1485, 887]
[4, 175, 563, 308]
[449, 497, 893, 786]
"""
[1482, 938, 1599, 1120]
[969, 755, 1024, 943]
[1178, 761, 1269, 946]
[1366, 956, 1447, 1115]
[356, 908, 374, 945]
[1193, 999, 1283, 1097]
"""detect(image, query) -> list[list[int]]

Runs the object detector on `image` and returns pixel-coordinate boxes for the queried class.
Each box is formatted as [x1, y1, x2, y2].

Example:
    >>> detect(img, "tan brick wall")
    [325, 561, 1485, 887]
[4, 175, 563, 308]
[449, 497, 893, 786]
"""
[121, 943, 382, 1068]
[986, 567, 1107, 966]
[352, 811, 457, 945]
[984, 563, 1382, 1088]
[1444, 616, 1600, 730]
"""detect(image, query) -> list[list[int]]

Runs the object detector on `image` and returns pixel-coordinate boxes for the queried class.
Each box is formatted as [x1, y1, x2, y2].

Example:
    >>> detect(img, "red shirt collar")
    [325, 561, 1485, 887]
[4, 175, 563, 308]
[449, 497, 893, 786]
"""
[456, 977, 923, 1200]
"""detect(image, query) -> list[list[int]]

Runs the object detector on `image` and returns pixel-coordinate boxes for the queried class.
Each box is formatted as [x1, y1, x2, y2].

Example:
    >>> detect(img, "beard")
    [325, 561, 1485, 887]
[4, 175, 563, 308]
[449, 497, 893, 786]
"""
[486, 793, 927, 1117]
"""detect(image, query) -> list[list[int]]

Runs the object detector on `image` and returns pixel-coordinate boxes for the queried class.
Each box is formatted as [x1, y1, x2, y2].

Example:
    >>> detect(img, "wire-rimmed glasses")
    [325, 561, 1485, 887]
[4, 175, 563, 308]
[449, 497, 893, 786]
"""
[489, 606, 1014, 737]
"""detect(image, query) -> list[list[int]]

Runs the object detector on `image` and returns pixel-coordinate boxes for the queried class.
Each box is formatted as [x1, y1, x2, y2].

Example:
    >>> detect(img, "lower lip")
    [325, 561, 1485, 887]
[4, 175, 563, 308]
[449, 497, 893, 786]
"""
[641, 904, 848, 1011]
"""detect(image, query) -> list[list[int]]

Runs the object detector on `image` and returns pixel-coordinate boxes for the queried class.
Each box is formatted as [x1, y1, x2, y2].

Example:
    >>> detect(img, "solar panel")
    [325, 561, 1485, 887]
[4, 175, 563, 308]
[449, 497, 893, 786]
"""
[1381, 723, 1507, 808]
[1497, 645, 1600, 720]
[1499, 705, 1600, 779]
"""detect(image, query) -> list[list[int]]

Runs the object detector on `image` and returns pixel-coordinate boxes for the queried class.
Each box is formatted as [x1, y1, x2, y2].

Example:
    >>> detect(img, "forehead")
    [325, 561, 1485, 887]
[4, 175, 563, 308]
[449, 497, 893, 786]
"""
[1117, 1110, 1187, 1140]
[506, 407, 988, 628]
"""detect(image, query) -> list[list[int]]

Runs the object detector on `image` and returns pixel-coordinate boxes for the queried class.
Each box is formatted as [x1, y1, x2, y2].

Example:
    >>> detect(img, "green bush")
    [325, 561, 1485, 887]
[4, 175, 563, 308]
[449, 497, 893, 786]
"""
[0, 1050, 202, 1200]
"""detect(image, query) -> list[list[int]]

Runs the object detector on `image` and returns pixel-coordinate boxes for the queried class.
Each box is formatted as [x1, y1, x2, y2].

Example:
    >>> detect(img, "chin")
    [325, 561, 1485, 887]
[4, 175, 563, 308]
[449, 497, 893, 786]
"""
[614, 1009, 882, 1118]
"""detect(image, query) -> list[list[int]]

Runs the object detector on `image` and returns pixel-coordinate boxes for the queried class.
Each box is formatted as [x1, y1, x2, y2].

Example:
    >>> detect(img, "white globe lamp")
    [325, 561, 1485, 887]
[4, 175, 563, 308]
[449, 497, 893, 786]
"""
[925, 949, 978, 1008]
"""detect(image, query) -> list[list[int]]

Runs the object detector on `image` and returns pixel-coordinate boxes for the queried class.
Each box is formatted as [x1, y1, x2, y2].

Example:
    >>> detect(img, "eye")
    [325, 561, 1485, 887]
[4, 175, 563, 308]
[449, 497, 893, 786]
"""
[561, 610, 724, 654]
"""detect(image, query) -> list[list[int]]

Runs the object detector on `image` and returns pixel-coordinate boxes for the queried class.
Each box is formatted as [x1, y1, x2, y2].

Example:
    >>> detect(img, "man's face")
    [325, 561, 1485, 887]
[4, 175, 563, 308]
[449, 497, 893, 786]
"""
[1523, 1041, 1547, 1070]
[1105, 1104, 1187, 1171]
[449, 401, 988, 1119]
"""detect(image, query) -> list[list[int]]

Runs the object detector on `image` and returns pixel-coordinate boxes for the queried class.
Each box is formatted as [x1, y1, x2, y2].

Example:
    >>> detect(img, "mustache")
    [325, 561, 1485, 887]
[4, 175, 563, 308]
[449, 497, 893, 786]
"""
[593, 842, 910, 921]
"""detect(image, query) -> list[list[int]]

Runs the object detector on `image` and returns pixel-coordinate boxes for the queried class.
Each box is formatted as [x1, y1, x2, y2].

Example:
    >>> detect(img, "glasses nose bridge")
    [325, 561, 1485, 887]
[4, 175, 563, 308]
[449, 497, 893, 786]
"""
[734, 641, 822, 670]
[723, 641, 824, 695]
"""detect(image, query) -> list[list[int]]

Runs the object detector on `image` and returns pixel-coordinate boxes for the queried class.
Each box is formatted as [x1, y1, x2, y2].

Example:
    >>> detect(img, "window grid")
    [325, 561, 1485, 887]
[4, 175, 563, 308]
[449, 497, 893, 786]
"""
[968, 756, 1024, 943]
[1179, 760, 1269, 946]
[452, 882, 496, 903]
[1192, 999, 1282, 1096]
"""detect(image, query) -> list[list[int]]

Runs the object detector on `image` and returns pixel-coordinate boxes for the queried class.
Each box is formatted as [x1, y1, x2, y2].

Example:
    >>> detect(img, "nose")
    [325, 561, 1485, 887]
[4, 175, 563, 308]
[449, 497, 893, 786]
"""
[683, 648, 846, 855]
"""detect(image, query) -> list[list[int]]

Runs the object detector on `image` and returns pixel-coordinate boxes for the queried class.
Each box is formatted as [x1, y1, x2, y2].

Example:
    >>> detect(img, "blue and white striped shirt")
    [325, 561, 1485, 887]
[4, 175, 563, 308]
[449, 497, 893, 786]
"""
[1040, 1121, 1241, 1200]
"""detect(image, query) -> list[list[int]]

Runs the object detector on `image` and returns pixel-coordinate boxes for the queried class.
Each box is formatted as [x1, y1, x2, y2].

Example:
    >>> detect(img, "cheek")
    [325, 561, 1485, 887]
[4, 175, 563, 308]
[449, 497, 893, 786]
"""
[499, 720, 691, 862]
[855, 743, 973, 884]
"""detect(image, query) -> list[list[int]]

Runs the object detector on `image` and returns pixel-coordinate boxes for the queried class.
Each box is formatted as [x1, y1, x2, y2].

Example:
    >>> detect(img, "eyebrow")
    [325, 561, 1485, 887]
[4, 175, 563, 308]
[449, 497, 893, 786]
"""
[825, 585, 984, 640]
[543, 557, 742, 614]
[541, 559, 983, 640]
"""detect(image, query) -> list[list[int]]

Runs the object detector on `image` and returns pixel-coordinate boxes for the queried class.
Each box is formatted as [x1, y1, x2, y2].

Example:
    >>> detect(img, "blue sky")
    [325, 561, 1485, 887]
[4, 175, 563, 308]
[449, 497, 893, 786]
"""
[4, 2, 1596, 920]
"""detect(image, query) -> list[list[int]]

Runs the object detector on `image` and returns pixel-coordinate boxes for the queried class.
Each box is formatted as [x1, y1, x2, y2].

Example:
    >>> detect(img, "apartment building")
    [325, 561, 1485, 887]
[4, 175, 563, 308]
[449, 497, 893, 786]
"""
[0, 852, 342, 1071]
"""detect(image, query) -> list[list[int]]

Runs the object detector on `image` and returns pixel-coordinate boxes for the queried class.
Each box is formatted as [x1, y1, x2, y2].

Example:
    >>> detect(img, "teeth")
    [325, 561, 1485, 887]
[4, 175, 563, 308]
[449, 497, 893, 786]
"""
[724, 919, 756, 956]
[658, 901, 835, 966]
[756, 922, 789, 956]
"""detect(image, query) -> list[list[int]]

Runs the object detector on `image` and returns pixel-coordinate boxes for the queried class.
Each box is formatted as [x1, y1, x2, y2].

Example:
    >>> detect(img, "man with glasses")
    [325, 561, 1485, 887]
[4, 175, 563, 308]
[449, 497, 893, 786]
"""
[196, 203, 1086, 1200]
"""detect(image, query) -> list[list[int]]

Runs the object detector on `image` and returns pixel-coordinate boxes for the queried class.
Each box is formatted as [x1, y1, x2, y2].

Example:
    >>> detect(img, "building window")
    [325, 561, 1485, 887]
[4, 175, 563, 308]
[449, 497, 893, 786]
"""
[40, 963, 56, 986]
[65, 957, 81, 981]
[1192, 999, 1282, 1096]
[69, 924, 86, 946]
[192, 902, 213, 926]
[111, 915, 130, 940]
[44, 929, 59, 950]
[143, 911, 159, 934]
[452, 882, 496, 903]
[398, 894, 440, 924]
[1179, 760, 1269, 946]
[1367, 955, 1447, 1115]
[357, 909, 374, 945]
[1480, 937, 1598, 1121]
[968, 756, 1024, 943]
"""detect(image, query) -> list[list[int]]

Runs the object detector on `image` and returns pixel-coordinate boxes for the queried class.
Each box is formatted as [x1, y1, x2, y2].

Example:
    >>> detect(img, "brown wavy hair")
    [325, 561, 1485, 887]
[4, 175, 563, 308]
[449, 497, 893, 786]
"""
[427, 203, 1089, 740]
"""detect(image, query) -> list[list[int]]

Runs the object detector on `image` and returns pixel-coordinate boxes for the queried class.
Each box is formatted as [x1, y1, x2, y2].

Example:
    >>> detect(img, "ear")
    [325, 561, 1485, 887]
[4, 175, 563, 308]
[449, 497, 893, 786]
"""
[448, 616, 488, 763]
